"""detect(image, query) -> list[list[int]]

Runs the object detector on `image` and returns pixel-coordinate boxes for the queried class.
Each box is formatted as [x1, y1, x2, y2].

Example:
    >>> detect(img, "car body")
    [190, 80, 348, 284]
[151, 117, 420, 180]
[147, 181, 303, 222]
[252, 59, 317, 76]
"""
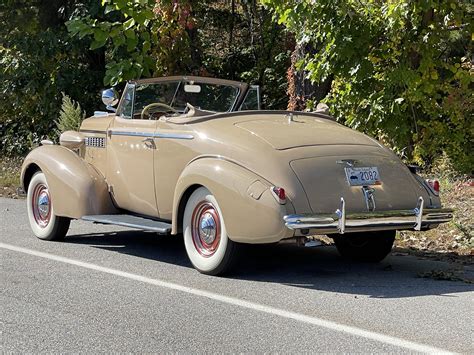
[21, 75, 453, 275]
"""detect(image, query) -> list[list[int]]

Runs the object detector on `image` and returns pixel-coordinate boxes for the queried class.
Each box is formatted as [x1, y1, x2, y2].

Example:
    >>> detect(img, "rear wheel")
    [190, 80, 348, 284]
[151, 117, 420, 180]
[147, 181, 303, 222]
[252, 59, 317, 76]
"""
[333, 230, 395, 262]
[183, 187, 240, 275]
[27, 172, 70, 241]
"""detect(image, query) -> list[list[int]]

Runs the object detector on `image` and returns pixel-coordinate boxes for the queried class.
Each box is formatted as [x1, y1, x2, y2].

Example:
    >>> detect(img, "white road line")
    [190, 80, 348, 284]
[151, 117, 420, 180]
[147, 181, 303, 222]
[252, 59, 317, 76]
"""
[0, 242, 454, 354]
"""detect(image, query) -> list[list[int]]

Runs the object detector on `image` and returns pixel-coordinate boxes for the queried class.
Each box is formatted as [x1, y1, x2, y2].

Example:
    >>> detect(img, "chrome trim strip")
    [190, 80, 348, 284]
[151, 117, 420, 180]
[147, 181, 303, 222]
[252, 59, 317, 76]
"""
[109, 131, 153, 138]
[108, 130, 194, 140]
[284, 196, 453, 234]
[153, 132, 194, 140]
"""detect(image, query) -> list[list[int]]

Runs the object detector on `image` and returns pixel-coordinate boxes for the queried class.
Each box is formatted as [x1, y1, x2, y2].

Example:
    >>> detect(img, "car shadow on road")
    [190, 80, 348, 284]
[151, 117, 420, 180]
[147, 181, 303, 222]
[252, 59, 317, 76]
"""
[65, 230, 192, 268]
[64, 230, 473, 299]
[230, 243, 473, 298]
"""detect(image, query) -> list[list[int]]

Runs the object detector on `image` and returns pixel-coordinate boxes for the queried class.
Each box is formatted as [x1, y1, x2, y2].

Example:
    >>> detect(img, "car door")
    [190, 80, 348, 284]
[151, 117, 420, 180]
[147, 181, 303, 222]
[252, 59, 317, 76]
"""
[153, 119, 197, 220]
[106, 83, 159, 217]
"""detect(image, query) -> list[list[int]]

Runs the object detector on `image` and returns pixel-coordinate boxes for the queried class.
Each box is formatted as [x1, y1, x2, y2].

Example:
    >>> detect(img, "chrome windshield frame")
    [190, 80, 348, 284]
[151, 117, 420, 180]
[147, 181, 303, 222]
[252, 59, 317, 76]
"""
[133, 79, 241, 114]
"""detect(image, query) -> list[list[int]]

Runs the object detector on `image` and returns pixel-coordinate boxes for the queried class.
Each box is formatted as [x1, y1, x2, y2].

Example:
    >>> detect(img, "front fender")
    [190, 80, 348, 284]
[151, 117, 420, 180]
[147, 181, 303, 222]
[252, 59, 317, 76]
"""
[172, 158, 294, 243]
[21, 145, 117, 219]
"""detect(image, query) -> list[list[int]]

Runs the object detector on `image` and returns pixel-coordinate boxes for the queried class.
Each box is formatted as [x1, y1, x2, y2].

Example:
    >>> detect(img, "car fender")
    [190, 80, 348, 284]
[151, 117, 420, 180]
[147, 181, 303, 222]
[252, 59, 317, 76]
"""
[172, 157, 294, 243]
[21, 145, 117, 219]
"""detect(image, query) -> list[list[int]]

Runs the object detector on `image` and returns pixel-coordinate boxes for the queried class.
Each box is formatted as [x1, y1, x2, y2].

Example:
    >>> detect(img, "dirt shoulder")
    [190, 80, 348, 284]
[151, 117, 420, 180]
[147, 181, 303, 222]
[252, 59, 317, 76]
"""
[395, 179, 473, 258]
[0, 156, 23, 199]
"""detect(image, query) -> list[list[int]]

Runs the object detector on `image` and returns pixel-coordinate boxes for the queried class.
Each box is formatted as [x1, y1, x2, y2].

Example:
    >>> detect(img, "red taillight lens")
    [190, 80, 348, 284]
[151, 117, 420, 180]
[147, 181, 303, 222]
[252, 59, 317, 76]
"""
[426, 179, 440, 194]
[271, 186, 287, 204]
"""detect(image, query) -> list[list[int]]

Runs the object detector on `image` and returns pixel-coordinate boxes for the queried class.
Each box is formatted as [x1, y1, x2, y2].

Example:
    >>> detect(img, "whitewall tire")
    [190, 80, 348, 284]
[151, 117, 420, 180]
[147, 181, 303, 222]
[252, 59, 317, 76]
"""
[27, 172, 70, 241]
[183, 187, 240, 275]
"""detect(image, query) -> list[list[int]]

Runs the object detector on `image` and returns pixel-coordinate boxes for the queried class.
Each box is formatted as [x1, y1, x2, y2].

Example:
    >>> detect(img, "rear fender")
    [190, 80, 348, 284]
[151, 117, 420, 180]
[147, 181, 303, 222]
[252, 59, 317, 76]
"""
[172, 158, 294, 243]
[21, 145, 117, 219]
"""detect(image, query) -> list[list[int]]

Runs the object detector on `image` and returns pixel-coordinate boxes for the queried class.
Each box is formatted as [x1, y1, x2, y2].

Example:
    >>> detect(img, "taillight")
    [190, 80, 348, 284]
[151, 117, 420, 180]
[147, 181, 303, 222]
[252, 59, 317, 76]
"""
[271, 186, 287, 204]
[426, 179, 440, 195]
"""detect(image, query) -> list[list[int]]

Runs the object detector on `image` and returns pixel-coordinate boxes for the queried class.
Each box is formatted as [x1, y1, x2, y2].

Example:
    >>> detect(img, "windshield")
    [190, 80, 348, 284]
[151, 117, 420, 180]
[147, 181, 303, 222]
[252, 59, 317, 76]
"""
[134, 81, 240, 115]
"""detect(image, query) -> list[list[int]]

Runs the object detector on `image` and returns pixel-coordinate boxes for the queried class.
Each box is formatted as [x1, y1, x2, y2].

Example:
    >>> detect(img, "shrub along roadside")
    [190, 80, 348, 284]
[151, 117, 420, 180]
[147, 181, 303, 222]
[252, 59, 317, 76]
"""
[55, 94, 86, 135]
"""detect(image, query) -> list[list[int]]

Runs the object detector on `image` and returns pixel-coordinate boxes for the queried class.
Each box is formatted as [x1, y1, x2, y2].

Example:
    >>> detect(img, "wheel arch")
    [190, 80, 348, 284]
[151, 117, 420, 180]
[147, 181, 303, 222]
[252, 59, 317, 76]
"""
[172, 158, 294, 243]
[175, 184, 203, 235]
[21, 145, 117, 219]
[22, 163, 41, 192]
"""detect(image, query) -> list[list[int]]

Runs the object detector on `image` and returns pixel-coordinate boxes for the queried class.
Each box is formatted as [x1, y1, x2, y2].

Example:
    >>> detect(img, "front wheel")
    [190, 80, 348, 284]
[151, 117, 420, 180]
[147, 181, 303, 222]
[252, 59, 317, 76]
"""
[183, 187, 240, 275]
[27, 172, 70, 241]
[333, 230, 395, 262]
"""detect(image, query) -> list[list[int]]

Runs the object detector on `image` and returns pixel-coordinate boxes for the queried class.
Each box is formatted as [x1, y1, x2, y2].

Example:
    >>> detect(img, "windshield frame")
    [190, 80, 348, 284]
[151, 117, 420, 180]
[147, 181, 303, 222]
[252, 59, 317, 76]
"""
[129, 75, 247, 113]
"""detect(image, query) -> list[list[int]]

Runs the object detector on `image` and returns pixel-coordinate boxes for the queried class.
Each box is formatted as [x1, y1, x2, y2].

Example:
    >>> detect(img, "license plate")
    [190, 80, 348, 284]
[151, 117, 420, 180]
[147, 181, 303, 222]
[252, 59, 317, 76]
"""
[345, 167, 380, 186]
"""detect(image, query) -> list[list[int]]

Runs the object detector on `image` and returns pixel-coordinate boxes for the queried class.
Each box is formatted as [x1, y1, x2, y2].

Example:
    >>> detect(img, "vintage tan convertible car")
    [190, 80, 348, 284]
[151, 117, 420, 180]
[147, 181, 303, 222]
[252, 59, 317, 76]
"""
[21, 75, 453, 275]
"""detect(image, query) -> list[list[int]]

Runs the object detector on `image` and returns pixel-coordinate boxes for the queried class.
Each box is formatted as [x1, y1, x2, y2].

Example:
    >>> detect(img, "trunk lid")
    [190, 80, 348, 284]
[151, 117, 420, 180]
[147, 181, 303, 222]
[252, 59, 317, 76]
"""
[290, 154, 421, 214]
[235, 116, 378, 150]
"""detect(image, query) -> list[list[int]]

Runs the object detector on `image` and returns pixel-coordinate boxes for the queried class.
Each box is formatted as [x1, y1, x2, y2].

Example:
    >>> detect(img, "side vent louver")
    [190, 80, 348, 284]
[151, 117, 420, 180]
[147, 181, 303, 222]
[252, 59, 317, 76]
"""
[85, 136, 106, 148]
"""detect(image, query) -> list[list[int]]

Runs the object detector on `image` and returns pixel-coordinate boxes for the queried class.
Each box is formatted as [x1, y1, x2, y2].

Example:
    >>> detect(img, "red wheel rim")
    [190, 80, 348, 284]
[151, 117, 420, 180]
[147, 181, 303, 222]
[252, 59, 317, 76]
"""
[191, 201, 221, 257]
[31, 183, 51, 228]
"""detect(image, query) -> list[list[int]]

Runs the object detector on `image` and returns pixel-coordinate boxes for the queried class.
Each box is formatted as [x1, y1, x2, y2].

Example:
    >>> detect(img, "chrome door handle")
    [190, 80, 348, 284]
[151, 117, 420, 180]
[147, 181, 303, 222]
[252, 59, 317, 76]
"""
[142, 137, 156, 149]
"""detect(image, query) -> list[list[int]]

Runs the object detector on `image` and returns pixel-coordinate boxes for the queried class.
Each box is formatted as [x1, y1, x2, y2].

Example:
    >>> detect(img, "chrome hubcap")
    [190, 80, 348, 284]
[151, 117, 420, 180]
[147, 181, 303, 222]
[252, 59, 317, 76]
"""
[191, 202, 221, 257]
[199, 212, 217, 244]
[31, 183, 51, 228]
[37, 191, 50, 219]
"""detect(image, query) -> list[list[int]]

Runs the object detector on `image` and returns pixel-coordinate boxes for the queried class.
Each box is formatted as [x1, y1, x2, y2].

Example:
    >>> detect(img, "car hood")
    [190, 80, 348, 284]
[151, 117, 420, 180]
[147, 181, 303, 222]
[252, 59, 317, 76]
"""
[234, 116, 378, 150]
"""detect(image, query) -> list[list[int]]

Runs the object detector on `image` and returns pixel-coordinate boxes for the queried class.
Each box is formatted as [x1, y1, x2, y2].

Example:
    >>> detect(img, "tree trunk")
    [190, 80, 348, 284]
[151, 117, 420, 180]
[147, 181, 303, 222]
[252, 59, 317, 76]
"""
[287, 42, 332, 111]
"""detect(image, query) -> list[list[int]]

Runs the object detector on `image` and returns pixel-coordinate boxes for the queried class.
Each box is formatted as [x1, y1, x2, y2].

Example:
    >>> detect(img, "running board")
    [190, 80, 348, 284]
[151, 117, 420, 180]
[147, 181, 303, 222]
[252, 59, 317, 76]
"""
[82, 214, 172, 234]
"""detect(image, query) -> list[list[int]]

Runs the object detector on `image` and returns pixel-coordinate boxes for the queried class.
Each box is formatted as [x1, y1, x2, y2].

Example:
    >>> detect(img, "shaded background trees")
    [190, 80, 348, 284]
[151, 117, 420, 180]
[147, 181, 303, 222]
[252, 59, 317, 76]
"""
[66, 0, 290, 106]
[1, 0, 472, 173]
[0, 0, 106, 154]
[264, 0, 473, 172]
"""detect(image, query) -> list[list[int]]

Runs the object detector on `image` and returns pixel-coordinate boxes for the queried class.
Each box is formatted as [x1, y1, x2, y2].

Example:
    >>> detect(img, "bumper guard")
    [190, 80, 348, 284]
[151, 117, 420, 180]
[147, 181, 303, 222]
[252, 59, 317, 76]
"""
[284, 197, 453, 234]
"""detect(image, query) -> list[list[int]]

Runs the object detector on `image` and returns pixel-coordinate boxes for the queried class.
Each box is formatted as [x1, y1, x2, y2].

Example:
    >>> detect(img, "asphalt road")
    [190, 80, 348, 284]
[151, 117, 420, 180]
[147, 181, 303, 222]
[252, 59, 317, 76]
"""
[1, 197, 473, 353]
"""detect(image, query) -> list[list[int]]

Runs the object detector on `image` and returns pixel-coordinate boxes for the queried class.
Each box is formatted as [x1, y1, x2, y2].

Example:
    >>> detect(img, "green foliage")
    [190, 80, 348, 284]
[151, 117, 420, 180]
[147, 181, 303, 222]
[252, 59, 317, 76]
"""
[67, 0, 290, 109]
[56, 94, 86, 134]
[263, 0, 473, 173]
[67, 0, 159, 86]
[1, 0, 290, 157]
[0, 0, 106, 155]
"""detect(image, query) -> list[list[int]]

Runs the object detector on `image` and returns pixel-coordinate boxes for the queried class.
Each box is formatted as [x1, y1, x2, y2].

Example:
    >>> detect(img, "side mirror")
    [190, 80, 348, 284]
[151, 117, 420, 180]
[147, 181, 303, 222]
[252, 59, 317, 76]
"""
[101, 88, 119, 112]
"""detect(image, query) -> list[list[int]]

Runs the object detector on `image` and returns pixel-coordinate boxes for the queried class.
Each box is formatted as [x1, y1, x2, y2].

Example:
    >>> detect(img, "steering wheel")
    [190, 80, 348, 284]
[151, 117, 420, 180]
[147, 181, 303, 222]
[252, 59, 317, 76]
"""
[141, 102, 178, 120]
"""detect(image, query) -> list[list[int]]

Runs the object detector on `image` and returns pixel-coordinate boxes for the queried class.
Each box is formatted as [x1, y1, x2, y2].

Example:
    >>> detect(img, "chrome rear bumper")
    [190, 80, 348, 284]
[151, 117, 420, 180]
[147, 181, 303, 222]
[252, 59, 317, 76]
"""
[284, 197, 453, 234]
